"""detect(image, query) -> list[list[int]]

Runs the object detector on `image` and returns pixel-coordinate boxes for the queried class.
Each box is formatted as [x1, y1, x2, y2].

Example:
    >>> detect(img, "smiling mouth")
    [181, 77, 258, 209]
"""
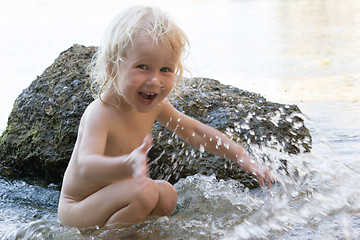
[138, 92, 157, 102]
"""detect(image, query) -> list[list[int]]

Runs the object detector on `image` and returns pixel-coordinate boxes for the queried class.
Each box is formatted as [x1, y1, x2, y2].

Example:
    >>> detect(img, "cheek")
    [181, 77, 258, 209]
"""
[115, 76, 133, 95]
[163, 79, 175, 94]
[165, 75, 175, 88]
[114, 76, 126, 94]
[118, 72, 143, 91]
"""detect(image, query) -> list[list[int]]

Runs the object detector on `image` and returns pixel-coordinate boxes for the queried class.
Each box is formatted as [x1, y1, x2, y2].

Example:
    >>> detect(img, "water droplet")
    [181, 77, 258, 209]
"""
[199, 144, 205, 153]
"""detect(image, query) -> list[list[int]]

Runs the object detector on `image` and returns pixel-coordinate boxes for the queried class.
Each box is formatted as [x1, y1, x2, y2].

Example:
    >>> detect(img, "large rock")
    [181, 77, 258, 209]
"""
[0, 45, 96, 182]
[0, 44, 311, 187]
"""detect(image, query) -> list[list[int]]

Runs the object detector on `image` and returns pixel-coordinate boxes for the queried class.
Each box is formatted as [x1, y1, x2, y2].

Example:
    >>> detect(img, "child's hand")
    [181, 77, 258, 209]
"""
[251, 165, 273, 188]
[238, 157, 274, 188]
[127, 135, 153, 182]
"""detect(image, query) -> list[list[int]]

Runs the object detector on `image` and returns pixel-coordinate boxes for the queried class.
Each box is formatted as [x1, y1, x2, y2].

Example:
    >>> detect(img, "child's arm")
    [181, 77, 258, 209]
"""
[157, 101, 273, 187]
[74, 105, 151, 183]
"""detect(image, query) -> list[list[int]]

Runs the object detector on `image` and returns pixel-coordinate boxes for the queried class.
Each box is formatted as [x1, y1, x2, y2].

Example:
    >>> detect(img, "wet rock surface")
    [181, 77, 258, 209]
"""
[0, 45, 96, 182]
[0, 44, 311, 187]
[149, 79, 311, 187]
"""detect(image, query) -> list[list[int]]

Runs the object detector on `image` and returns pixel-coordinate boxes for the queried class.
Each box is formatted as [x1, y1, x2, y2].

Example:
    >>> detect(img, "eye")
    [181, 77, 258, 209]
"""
[160, 67, 171, 73]
[137, 64, 147, 70]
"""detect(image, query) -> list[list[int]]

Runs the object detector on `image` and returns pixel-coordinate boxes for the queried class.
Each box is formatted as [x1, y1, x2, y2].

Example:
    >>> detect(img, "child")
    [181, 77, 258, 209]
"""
[58, 5, 273, 229]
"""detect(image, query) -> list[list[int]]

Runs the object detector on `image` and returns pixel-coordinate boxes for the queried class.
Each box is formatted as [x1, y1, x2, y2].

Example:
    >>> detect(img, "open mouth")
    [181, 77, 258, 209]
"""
[138, 92, 157, 103]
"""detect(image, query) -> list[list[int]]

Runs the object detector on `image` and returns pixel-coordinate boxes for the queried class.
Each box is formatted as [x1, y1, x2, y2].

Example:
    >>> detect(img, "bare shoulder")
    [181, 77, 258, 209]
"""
[74, 99, 116, 147]
[80, 99, 114, 128]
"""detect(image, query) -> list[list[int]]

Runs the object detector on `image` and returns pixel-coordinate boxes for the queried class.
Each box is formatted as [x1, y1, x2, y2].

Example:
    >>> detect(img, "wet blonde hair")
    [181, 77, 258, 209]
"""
[90, 5, 189, 100]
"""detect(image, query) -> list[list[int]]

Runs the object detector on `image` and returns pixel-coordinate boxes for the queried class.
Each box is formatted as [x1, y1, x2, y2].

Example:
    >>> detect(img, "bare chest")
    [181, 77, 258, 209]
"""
[104, 114, 157, 156]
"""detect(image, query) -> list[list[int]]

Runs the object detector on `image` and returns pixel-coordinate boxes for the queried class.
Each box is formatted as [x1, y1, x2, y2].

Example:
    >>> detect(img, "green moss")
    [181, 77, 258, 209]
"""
[26, 126, 41, 142]
[0, 123, 19, 145]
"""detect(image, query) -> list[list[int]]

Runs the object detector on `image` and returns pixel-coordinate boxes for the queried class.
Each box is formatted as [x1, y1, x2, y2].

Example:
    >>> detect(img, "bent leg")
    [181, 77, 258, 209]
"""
[105, 178, 160, 226]
[150, 180, 177, 216]
[58, 177, 159, 228]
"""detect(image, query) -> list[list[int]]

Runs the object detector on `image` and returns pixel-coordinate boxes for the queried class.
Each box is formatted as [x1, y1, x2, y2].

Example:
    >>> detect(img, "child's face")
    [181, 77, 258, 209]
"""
[115, 36, 177, 113]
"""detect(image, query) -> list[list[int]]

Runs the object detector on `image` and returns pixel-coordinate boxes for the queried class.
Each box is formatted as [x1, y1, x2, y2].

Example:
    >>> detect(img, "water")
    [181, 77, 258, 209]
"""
[0, 0, 359, 239]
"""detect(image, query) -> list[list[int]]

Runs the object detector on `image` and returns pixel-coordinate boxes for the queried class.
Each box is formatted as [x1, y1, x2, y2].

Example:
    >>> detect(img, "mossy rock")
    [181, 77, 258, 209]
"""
[0, 45, 96, 182]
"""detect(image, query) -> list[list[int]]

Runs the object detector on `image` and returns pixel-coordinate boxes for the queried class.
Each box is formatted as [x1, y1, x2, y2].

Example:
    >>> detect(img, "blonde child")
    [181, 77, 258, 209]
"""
[58, 5, 273, 229]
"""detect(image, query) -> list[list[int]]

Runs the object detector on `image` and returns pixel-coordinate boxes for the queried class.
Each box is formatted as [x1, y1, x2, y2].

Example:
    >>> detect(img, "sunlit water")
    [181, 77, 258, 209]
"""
[1, 0, 359, 239]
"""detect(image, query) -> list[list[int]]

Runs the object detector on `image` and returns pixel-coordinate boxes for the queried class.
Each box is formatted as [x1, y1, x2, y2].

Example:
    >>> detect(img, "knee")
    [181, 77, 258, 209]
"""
[135, 178, 159, 213]
[154, 180, 178, 216]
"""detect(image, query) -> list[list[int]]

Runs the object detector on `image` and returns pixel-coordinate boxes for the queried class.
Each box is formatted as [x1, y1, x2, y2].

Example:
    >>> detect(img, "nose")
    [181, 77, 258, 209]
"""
[147, 72, 161, 87]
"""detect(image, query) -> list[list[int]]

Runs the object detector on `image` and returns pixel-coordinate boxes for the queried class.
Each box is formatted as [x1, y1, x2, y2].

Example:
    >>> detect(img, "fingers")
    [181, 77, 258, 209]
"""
[132, 135, 153, 182]
[265, 176, 273, 188]
[132, 155, 150, 181]
[257, 170, 274, 188]
[139, 134, 153, 154]
[258, 176, 265, 187]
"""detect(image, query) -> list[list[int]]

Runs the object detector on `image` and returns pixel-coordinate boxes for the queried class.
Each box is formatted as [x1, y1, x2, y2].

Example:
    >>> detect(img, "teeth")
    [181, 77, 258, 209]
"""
[140, 92, 157, 101]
